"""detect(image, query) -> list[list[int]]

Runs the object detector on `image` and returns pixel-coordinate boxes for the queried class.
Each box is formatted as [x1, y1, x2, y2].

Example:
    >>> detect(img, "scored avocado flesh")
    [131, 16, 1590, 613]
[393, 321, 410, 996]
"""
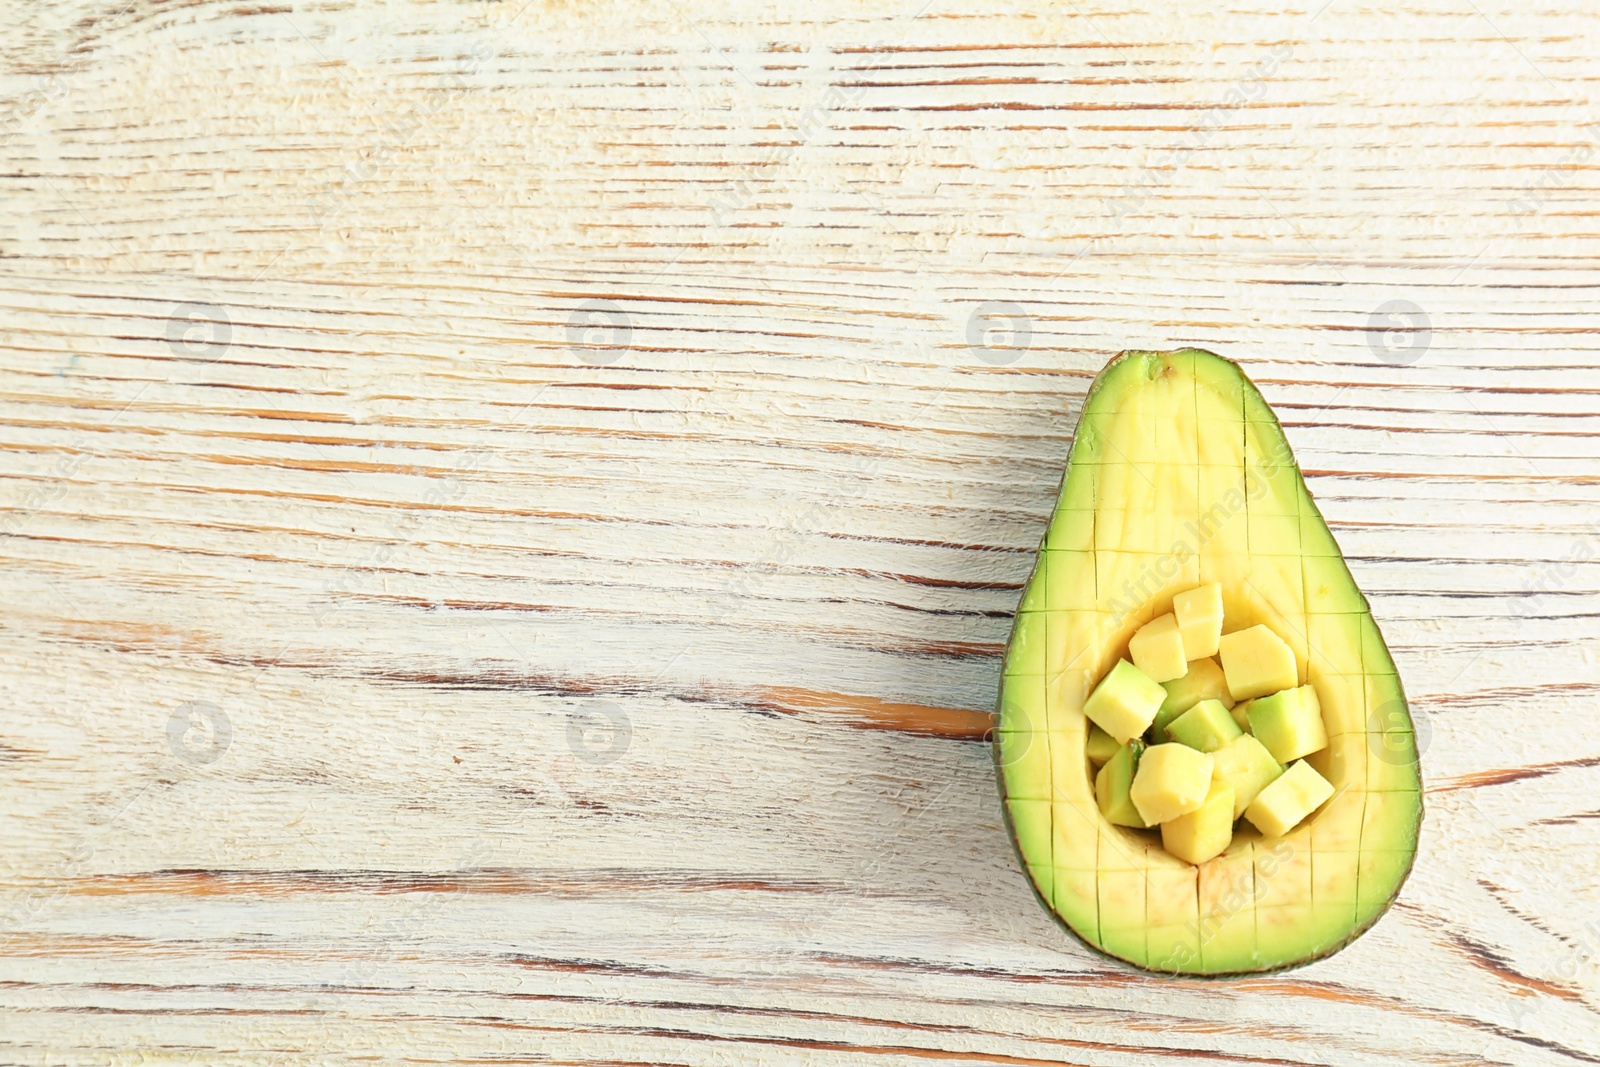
[995, 349, 1422, 975]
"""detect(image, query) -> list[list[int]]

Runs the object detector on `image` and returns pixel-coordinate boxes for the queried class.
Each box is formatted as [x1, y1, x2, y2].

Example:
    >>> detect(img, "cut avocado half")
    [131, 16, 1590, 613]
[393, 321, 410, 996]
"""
[995, 349, 1422, 975]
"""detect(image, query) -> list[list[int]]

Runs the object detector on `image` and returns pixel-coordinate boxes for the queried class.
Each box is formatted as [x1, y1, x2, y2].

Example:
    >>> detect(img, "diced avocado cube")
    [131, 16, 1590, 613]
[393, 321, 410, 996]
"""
[1173, 582, 1224, 660]
[1148, 707, 1179, 745]
[1167, 698, 1244, 753]
[1161, 776, 1235, 865]
[1084, 659, 1165, 744]
[1145, 708, 1172, 746]
[1150, 657, 1234, 742]
[1128, 612, 1188, 684]
[1158, 655, 1228, 729]
[1094, 739, 1148, 828]
[1229, 697, 1254, 733]
[1162, 656, 1234, 712]
[1129, 743, 1215, 825]
[1247, 684, 1329, 764]
[1244, 759, 1335, 837]
[1086, 723, 1121, 764]
[1210, 734, 1284, 818]
[1218, 624, 1298, 701]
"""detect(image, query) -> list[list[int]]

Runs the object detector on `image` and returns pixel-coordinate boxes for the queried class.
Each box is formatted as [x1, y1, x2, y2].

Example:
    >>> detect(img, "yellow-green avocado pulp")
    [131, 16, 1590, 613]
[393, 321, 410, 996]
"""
[995, 349, 1422, 975]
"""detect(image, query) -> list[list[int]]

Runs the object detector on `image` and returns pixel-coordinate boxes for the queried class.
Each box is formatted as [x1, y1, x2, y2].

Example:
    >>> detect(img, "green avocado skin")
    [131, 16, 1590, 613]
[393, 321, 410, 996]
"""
[995, 349, 1422, 976]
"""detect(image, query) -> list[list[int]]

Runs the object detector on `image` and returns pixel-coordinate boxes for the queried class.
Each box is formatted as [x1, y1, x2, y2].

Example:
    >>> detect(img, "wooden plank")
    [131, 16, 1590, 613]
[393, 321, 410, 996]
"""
[0, 0, 1598, 1062]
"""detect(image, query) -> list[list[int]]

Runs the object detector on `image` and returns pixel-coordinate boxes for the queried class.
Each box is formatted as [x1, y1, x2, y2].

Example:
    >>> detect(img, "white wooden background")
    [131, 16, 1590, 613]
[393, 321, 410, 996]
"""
[1, 0, 1598, 1063]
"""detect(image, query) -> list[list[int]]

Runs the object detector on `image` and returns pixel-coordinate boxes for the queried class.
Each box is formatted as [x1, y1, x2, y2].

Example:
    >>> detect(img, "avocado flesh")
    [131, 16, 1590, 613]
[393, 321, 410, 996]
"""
[995, 349, 1422, 975]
